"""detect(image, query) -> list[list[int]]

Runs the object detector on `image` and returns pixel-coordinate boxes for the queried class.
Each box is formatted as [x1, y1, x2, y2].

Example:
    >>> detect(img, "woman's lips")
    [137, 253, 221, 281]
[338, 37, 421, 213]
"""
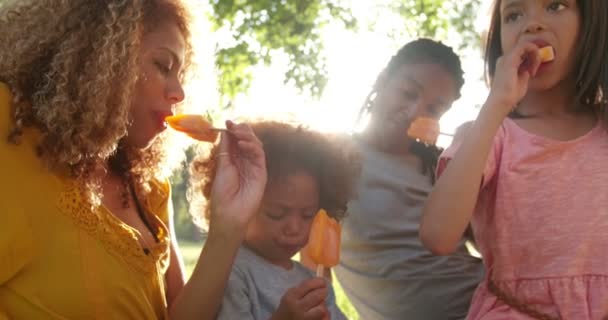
[154, 111, 173, 130]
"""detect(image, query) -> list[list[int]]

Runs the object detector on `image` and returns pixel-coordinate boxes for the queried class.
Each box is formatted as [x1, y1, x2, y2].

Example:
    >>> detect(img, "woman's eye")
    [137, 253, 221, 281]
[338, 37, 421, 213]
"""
[155, 61, 171, 75]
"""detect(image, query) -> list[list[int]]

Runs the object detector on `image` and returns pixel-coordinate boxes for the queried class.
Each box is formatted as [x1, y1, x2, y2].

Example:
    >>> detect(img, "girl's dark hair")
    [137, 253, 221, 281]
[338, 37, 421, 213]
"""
[357, 38, 464, 183]
[485, 0, 608, 115]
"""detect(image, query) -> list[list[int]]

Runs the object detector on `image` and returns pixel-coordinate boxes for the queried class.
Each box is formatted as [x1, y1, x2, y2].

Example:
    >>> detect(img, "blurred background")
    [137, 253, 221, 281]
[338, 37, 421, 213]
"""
[170, 2, 493, 317]
[174, 0, 491, 243]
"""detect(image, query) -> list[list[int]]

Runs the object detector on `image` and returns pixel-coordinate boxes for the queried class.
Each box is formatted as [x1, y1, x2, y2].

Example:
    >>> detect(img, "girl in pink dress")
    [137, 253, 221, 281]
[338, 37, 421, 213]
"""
[420, 0, 608, 319]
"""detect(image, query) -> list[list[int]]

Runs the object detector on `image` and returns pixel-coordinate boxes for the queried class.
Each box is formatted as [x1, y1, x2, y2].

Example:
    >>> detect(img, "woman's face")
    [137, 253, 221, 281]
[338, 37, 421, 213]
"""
[369, 63, 458, 150]
[126, 21, 186, 149]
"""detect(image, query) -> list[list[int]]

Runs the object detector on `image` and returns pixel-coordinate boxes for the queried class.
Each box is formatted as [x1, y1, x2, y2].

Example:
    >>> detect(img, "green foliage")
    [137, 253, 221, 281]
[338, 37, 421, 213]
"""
[171, 0, 483, 242]
[446, 0, 483, 50]
[209, 0, 357, 102]
[210, 0, 481, 104]
[174, 0, 483, 241]
[171, 147, 205, 242]
[387, 0, 482, 50]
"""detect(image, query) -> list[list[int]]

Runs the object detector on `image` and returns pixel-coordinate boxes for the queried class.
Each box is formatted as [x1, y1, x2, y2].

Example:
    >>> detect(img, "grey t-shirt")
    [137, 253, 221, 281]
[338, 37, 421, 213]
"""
[334, 139, 484, 320]
[217, 246, 347, 320]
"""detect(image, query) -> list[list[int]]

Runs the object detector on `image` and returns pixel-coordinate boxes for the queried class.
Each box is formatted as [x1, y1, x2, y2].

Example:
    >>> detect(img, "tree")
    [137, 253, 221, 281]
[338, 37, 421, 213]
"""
[170, 148, 203, 242]
[210, 0, 357, 105]
[211, 0, 482, 105]
[171, 0, 484, 242]
[386, 0, 482, 50]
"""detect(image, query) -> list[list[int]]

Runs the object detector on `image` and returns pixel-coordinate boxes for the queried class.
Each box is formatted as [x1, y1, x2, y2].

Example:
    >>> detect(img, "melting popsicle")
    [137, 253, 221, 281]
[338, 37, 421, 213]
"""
[520, 45, 555, 74]
[165, 114, 221, 142]
[303, 209, 341, 277]
[407, 117, 440, 145]
[538, 46, 555, 63]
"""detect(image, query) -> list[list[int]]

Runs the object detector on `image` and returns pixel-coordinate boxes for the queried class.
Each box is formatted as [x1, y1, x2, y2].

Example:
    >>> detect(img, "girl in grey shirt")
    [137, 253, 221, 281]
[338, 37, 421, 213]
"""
[189, 121, 360, 320]
[334, 39, 484, 320]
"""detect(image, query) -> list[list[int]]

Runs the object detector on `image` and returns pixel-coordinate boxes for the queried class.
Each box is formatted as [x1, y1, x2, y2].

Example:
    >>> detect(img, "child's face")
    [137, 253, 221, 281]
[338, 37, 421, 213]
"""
[371, 63, 457, 148]
[244, 172, 320, 269]
[499, 0, 581, 90]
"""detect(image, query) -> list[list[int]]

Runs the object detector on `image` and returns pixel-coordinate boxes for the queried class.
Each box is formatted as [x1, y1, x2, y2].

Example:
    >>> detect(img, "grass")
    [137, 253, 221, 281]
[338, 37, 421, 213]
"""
[178, 240, 359, 320]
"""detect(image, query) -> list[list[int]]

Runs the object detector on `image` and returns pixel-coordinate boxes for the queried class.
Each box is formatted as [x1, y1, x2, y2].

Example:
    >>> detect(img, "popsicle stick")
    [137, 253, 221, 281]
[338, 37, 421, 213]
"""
[316, 264, 324, 277]
[210, 127, 228, 132]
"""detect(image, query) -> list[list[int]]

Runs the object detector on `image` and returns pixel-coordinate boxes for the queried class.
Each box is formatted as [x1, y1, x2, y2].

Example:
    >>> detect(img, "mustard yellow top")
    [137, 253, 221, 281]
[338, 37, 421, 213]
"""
[0, 83, 172, 319]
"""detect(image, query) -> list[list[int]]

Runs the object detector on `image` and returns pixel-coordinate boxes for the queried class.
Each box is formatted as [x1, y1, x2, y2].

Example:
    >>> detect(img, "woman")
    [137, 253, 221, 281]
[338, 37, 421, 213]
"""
[334, 39, 484, 320]
[0, 0, 266, 319]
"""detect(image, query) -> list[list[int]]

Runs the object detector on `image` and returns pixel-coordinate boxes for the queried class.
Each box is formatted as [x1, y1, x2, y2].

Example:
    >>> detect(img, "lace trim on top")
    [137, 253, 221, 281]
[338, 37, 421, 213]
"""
[56, 181, 171, 275]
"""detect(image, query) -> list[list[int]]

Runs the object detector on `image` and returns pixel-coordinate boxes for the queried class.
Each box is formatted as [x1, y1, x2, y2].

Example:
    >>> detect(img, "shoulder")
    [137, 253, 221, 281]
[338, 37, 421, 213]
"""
[0, 83, 51, 198]
[145, 178, 172, 224]
[0, 90, 35, 282]
[453, 120, 474, 142]
[441, 119, 509, 158]
[0, 206, 34, 284]
[224, 247, 257, 290]
[149, 178, 171, 201]
[230, 247, 258, 275]
[0, 82, 12, 135]
[292, 261, 315, 278]
[0, 83, 14, 154]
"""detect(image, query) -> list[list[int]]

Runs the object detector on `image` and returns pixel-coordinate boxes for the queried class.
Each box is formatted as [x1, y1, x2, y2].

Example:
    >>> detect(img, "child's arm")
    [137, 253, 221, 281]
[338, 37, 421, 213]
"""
[420, 40, 542, 255]
[419, 108, 504, 255]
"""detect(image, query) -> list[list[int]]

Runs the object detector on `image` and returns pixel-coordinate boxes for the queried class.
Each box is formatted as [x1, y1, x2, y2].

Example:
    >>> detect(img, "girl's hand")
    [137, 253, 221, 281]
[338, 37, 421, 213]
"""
[208, 120, 267, 238]
[487, 40, 542, 117]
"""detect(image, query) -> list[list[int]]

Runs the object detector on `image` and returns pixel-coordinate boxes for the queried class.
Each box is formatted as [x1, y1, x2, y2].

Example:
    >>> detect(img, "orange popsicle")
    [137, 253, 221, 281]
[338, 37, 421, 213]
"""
[538, 46, 555, 63]
[165, 114, 220, 142]
[407, 117, 440, 145]
[304, 209, 341, 277]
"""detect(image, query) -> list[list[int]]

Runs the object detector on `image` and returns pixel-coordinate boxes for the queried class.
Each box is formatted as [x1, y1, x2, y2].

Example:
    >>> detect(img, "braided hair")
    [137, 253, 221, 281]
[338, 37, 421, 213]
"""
[357, 38, 464, 183]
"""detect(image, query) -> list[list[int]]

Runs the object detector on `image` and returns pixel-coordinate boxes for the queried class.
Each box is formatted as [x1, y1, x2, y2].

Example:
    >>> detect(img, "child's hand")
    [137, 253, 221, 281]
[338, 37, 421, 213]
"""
[208, 120, 267, 238]
[272, 278, 329, 320]
[487, 40, 542, 117]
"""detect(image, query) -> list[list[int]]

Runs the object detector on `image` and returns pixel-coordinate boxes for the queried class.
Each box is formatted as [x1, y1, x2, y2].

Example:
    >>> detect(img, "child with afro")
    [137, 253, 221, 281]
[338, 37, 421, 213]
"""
[189, 120, 360, 320]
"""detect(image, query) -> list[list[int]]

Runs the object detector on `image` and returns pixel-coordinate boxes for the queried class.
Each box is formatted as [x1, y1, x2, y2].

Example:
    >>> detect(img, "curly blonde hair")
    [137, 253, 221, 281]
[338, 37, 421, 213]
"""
[188, 121, 361, 229]
[0, 0, 194, 203]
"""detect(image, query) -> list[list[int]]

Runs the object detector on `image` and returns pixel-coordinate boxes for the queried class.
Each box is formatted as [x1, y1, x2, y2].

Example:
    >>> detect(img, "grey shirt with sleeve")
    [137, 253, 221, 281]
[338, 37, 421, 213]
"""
[334, 139, 484, 320]
[217, 246, 347, 320]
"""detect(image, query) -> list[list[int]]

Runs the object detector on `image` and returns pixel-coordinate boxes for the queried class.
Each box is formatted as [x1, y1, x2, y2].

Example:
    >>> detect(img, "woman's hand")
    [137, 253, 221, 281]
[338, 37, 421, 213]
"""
[208, 120, 267, 238]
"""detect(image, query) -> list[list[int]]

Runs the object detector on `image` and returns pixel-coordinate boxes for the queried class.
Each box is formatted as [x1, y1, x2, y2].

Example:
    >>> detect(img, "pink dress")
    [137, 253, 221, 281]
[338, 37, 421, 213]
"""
[440, 118, 608, 319]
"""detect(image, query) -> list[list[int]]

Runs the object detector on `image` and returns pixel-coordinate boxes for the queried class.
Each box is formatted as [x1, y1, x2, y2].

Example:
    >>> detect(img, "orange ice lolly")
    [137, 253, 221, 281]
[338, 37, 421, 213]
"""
[407, 117, 440, 145]
[538, 46, 555, 63]
[304, 209, 341, 277]
[165, 114, 221, 142]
